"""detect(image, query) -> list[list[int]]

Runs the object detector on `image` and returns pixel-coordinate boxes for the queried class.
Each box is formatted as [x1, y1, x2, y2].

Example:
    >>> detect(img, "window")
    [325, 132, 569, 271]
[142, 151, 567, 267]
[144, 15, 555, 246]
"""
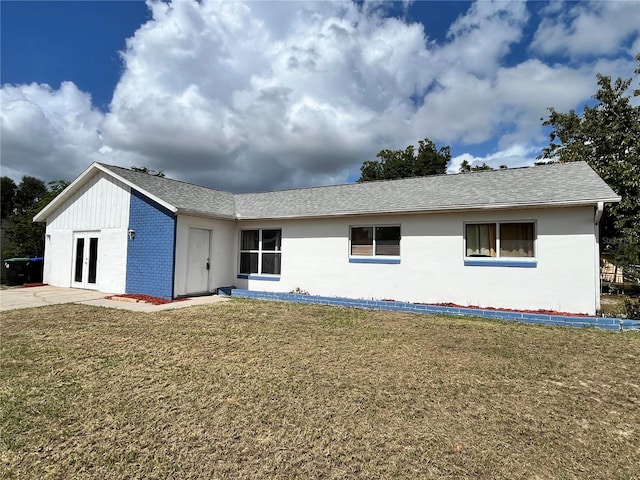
[239, 229, 281, 276]
[500, 223, 534, 258]
[465, 222, 535, 259]
[350, 225, 400, 257]
[465, 224, 496, 257]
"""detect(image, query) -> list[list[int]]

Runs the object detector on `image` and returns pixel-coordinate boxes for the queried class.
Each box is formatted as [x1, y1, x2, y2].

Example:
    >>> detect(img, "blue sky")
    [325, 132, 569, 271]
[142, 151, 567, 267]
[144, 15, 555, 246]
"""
[2, 1, 150, 111]
[1, 0, 639, 193]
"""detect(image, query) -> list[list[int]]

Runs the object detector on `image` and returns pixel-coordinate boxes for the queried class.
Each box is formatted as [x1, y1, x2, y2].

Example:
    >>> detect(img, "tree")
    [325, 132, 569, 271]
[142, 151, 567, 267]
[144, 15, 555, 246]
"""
[1, 177, 16, 219]
[358, 138, 451, 182]
[2, 178, 68, 258]
[13, 176, 47, 216]
[459, 160, 494, 173]
[131, 165, 165, 177]
[539, 53, 640, 275]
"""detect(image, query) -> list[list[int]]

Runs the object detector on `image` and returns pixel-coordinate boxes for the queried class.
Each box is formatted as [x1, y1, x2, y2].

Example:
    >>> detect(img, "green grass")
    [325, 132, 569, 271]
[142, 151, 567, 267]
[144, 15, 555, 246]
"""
[1, 299, 639, 479]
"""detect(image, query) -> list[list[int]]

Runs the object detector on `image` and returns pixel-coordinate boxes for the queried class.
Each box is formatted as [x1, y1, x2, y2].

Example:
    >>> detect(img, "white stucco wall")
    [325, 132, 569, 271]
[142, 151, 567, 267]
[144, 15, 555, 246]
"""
[43, 230, 73, 287]
[42, 171, 130, 293]
[174, 214, 237, 296]
[235, 206, 599, 314]
[97, 228, 129, 293]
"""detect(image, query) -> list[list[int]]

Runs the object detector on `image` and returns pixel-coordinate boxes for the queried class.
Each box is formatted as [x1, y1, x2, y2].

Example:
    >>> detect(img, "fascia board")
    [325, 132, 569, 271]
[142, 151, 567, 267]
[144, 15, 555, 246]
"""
[175, 208, 237, 221]
[234, 197, 622, 221]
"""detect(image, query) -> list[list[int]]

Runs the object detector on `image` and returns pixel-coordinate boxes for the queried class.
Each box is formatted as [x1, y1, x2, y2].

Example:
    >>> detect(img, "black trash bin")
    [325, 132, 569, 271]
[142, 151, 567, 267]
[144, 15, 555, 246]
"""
[5, 258, 30, 286]
[4, 257, 44, 285]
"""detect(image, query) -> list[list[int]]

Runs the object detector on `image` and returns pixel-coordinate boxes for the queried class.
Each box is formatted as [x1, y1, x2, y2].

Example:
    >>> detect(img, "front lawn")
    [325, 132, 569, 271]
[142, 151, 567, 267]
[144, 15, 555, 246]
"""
[1, 300, 638, 479]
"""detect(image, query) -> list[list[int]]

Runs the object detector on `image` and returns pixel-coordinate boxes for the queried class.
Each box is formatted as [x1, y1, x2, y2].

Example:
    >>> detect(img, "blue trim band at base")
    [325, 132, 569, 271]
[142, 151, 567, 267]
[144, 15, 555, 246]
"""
[464, 258, 537, 268]
[237, 274, 281, 281]
[230, 289, 640, 332]
[349, 257, 401, 264]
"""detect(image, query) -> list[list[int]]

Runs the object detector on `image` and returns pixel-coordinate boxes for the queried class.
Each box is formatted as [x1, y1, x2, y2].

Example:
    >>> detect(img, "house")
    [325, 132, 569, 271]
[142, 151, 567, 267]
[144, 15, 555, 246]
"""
[33, 161, 620, 315]
[601, 254, 624, 284]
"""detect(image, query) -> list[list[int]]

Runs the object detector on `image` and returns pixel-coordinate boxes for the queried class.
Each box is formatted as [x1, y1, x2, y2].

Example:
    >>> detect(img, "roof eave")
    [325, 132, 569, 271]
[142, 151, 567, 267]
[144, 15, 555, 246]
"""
[175, 208, 237, 221]
[235, 197, 622, 221]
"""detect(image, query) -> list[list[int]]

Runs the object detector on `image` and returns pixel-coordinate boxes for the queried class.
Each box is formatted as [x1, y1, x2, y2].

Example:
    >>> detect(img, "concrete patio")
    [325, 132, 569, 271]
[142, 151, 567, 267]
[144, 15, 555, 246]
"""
[0, 285, 229, 312]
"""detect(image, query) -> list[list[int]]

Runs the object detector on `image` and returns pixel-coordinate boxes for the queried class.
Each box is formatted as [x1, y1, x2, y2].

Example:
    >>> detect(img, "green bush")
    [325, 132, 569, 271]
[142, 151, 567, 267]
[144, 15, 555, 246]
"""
[624, 297, 640, 319]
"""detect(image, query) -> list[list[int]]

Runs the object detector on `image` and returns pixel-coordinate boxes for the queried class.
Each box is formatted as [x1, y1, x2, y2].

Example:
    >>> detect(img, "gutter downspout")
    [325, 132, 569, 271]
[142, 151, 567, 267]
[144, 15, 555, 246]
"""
[594, 201, 604, 225]
[595, 202, 604, 313]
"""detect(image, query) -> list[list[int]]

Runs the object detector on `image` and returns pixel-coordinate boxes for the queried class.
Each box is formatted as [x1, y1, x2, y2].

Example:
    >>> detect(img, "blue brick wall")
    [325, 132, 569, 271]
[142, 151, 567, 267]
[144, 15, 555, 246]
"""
[230, 289, 640, 332]
[126, 189, 176, 299]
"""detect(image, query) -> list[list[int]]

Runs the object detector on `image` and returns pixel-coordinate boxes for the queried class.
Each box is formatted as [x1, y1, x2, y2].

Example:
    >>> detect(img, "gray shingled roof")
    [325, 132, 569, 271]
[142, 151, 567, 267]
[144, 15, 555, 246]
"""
[100, 164, 236, 219]
[101, 161, 619, 220]
[234, 161, 620, 219]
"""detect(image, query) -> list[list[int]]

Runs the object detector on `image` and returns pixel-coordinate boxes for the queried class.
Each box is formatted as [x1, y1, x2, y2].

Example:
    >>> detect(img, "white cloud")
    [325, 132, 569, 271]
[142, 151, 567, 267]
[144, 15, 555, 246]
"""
[531, 1, 640, 58]
[442, 1, 529, 77]
[404, 1, 531, 144]
[449, 144, 539, 174]
[2, 0, 637, 192]
[101, 0, 444, 191]
[101, 0, 540, 191]
[0, 82, 104, 182]
[492, 59, 599, 148]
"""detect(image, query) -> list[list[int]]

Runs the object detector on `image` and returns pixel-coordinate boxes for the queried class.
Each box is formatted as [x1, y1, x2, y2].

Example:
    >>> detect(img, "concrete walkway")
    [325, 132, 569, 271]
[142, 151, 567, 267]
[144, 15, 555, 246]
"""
[0, 285, 229, 312]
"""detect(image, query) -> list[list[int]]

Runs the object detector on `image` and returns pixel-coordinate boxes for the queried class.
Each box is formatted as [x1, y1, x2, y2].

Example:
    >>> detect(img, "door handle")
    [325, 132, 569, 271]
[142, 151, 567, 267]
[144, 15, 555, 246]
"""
[206, 260, 210, 270]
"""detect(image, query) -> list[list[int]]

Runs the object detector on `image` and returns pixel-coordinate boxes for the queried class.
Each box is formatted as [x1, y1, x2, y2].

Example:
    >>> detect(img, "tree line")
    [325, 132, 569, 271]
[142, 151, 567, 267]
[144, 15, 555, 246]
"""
[1, 177, 68, 259]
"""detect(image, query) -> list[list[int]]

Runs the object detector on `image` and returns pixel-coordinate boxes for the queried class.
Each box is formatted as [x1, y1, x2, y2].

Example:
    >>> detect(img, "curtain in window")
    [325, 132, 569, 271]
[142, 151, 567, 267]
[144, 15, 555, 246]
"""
[466, 224, 496, 257]
[261, 253, 281, 274]
[500, 223, 534, 257]
[241, 230, 259, 250]
[262, 230, 281, 251]
[240, 252, 258, 274]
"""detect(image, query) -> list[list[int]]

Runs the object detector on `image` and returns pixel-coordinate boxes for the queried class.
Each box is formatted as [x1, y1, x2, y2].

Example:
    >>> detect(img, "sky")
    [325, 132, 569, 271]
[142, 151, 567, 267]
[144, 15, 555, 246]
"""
[1, 0, 639, 193]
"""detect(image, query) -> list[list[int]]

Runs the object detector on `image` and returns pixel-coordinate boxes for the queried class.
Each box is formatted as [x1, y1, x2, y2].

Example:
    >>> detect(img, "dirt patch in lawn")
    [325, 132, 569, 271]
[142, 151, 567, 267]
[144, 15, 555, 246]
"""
[1, 300, 639, 479]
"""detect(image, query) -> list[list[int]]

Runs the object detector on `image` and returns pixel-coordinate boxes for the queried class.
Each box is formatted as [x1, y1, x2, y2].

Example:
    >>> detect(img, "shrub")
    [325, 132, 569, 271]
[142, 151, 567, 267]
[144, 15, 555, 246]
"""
[624, 297, 640, 319]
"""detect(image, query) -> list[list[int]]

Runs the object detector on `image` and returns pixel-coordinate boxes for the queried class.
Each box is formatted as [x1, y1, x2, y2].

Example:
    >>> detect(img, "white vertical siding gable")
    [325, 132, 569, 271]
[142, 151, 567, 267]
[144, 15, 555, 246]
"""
[47, 171, 130, 230]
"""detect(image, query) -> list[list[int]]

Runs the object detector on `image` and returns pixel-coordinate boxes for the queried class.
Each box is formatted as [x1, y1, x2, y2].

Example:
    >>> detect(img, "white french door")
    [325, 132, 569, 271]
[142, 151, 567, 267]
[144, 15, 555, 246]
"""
[72, 232, 99, 289]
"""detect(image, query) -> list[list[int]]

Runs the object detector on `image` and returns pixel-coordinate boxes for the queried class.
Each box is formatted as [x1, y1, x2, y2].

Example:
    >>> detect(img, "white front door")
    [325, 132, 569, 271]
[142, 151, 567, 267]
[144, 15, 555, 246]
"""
[186, 228, 211, 294]
[72, 232, 99, 290]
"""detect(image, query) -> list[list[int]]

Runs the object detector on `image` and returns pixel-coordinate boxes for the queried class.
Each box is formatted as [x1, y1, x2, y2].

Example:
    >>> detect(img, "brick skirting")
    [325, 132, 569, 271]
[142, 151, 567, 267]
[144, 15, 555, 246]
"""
[230, 289, 640, 332]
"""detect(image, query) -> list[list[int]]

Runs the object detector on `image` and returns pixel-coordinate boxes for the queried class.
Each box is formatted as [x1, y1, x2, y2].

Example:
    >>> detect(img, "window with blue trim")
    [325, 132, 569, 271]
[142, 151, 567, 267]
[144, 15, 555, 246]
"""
[350, 225, 400, 258]
[239, 229, 281, 275]
[465, 222, 536, 264]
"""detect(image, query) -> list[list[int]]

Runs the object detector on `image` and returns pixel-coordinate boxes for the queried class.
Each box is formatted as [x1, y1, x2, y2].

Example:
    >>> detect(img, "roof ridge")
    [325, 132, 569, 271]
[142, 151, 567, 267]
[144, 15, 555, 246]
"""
[238, 161, 584, 196]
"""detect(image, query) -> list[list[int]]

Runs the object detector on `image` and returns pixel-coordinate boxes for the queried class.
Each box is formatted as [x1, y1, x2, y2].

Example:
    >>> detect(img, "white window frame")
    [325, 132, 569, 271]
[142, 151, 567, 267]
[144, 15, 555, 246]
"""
[463, 220, 537, 267]
[349, 224, 401, 262]
[238, 228, 282, 277]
